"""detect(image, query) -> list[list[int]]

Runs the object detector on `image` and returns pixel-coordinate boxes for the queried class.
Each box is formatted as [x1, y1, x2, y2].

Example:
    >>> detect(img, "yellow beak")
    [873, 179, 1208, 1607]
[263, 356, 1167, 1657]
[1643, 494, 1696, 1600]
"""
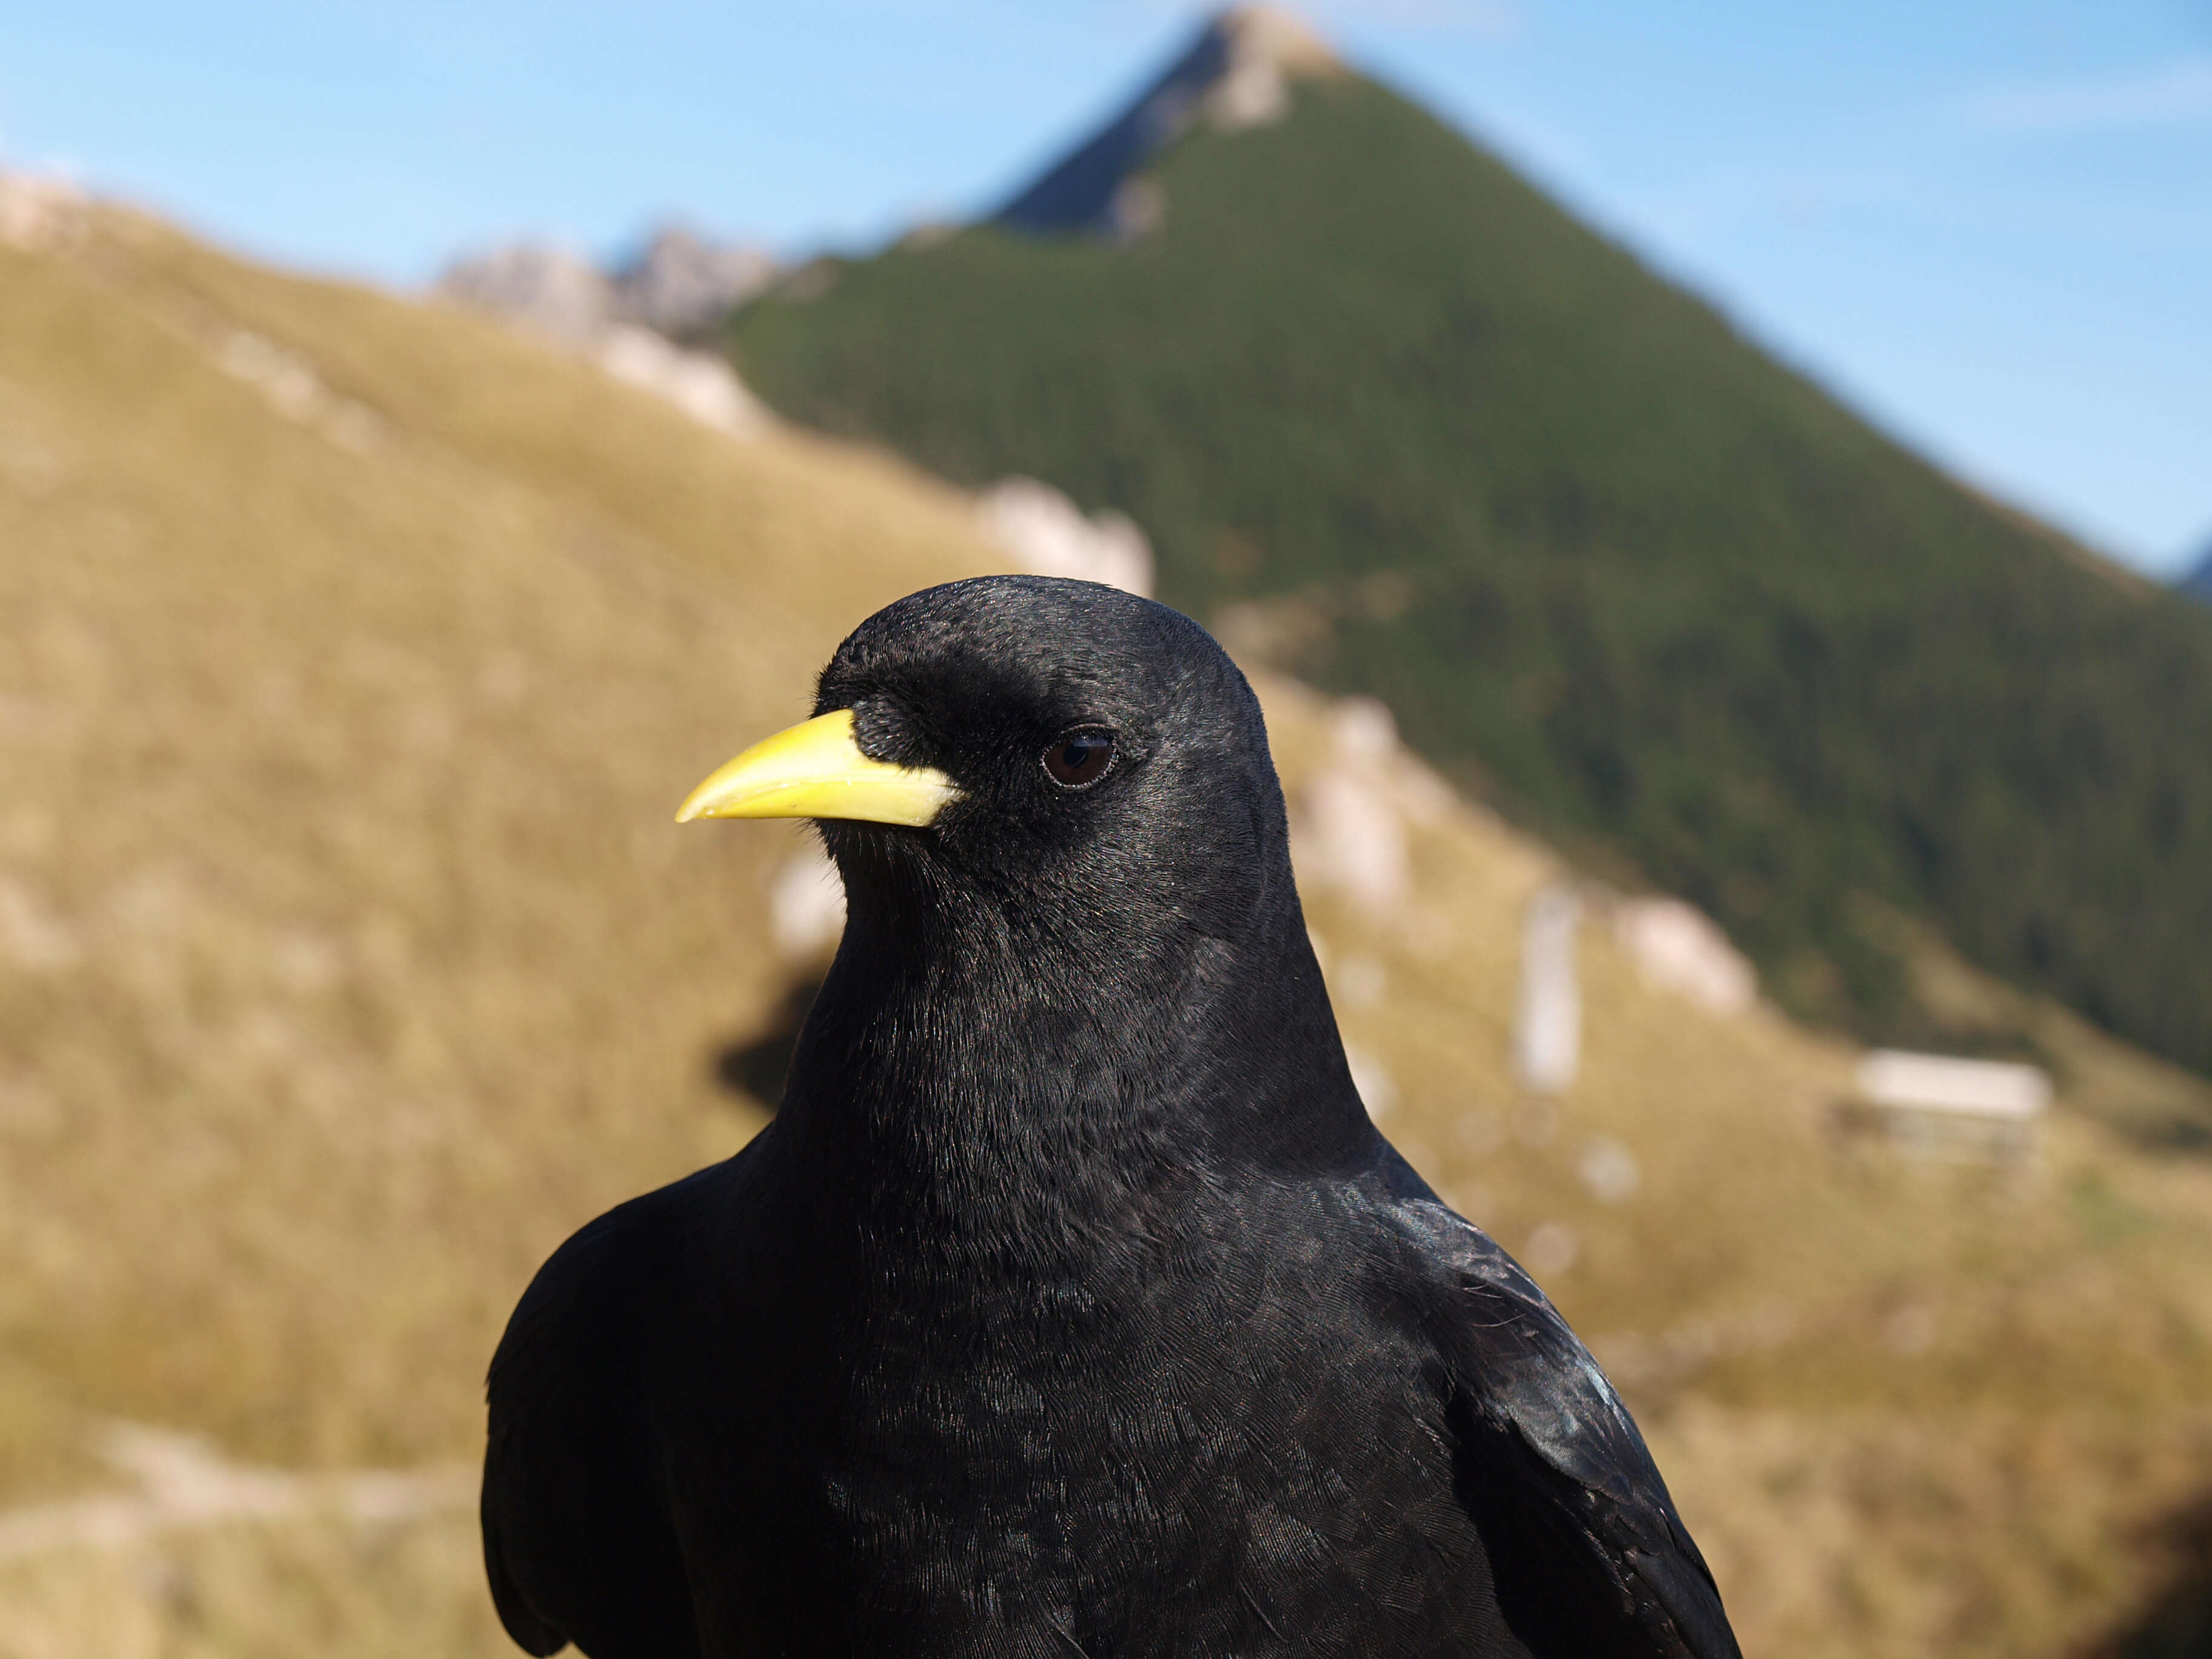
[675, 708, 959, 828]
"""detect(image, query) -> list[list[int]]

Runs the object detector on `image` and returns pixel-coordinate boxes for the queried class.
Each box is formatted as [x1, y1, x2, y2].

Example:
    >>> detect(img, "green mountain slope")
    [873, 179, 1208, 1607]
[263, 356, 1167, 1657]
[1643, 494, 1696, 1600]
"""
[726, 67, 2212, 1074]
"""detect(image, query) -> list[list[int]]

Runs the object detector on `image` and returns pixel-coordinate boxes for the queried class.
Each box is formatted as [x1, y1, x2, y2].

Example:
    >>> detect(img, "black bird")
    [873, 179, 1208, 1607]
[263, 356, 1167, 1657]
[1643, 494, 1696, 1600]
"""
[482, 575, 1740, 1659]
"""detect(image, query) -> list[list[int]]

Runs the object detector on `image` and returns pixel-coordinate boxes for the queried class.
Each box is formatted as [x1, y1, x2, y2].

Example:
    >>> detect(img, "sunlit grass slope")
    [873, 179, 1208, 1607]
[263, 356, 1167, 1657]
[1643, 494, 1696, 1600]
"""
[2, 209, 2212, 1659]
[726, 73, 2212, 1081]
[0, 209, 997, 1479]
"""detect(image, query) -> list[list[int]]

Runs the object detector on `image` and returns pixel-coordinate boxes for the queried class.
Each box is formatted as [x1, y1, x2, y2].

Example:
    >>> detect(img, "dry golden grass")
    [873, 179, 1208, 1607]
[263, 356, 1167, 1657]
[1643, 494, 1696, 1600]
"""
[4, 207, 2212, 1657]
[0, 1507, 501, 1659]
[0, 206, 1002, 1481]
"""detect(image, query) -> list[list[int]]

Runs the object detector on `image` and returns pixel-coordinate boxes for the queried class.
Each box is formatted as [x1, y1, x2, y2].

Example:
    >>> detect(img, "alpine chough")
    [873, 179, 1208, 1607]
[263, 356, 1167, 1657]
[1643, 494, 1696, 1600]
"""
[482, 575, 1740, 1658]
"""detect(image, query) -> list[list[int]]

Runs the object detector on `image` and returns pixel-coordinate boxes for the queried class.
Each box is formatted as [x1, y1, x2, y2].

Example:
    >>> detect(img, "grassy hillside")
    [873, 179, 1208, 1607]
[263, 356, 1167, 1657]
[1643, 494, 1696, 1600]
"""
[0, 202, 997, 1648]
[6, 203, 2212, 1658]
[726, 72, 2212, 1079]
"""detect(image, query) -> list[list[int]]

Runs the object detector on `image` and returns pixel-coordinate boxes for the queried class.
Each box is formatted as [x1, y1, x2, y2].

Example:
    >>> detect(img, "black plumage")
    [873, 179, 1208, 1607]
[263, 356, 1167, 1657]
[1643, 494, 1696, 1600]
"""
[482, 575, 1741, 1658]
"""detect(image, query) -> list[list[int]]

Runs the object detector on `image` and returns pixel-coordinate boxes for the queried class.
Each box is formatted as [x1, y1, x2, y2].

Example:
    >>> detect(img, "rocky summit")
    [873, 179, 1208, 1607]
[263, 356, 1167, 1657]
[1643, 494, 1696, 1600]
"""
[996, 4, 1339, 240]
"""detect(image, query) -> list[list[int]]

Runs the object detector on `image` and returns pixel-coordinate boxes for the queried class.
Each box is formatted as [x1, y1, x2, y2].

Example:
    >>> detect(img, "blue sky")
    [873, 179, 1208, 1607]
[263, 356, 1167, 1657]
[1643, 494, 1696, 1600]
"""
[3, 1, 2205, 575]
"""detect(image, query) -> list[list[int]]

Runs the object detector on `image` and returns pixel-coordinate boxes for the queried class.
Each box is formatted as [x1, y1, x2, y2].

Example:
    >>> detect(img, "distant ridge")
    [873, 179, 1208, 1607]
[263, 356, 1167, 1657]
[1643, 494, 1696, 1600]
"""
[440, 224, 776, 340]
[996, 6, 1339, 238]
[2184, 546, 2212, 604]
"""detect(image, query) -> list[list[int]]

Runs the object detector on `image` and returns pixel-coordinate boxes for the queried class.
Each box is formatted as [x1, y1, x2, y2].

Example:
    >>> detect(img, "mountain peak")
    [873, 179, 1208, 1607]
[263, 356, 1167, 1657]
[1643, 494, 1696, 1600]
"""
[994, 5, 1341, 239]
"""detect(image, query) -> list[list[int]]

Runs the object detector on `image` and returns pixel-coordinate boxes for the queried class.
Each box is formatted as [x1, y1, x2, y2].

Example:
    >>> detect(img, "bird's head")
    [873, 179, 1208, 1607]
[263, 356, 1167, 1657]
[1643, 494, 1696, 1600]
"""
[680, 575, 1289, 957]
[680, 575, 1367, 1178]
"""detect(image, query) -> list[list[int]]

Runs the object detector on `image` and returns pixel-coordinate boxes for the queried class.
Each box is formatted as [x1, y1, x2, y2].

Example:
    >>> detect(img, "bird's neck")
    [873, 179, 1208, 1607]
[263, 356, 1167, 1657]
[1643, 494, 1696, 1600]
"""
[777, 890, 1372, 1267]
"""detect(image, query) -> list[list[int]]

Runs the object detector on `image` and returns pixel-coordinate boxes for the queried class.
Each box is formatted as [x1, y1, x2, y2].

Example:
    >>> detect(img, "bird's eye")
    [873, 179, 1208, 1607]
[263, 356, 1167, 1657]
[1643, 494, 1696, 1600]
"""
[1042, 727, 1117, 791]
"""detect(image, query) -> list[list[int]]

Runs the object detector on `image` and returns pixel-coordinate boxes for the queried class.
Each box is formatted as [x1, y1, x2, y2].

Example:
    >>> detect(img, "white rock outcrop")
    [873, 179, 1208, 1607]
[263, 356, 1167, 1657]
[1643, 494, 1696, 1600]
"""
[438, 243, 614, 342]
[438, 227, 776, 440]
[1207, 6, 1342, 130]
[1289, 697, 1454, 917]
[594, 325, 768, 438]
[996, 4, 1342, 237]
[978, 478, 1155, 597]
[0, 172, 85, 251]
[615, 225, 777, 334]
[1610, 896, 1757, 1014]
[440, 224, 776, 341]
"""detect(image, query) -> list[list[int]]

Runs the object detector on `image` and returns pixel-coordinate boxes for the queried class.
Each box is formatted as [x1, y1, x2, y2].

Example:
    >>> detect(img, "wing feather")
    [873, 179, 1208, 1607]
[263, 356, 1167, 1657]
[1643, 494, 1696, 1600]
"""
[1383, 1182, 1741, 1659]
[481, 1182, 706, 1659]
